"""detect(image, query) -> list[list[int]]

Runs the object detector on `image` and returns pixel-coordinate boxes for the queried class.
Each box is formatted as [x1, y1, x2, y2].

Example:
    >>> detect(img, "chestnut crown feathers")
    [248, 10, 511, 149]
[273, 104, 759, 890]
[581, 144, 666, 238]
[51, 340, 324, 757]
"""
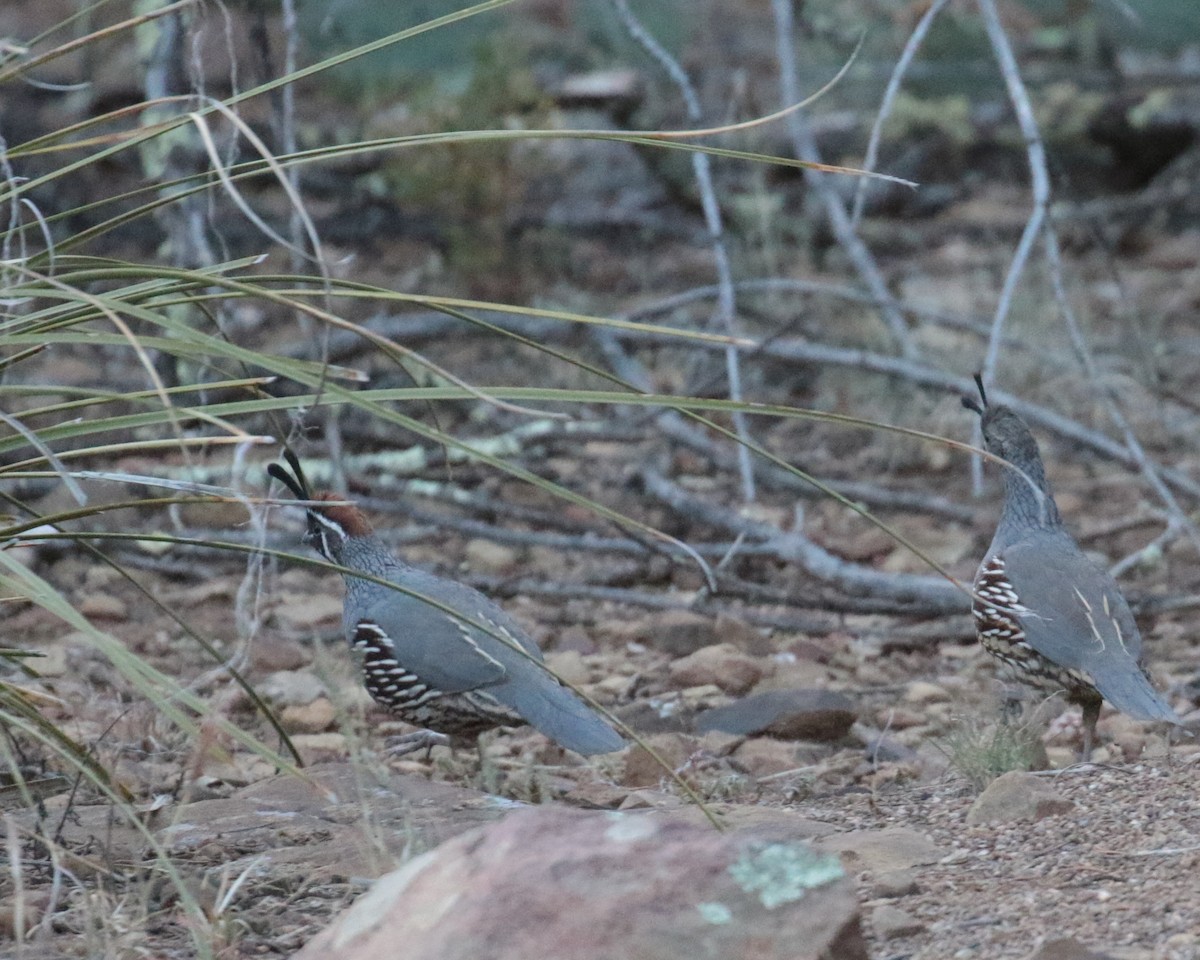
[268, 452, 372, 558]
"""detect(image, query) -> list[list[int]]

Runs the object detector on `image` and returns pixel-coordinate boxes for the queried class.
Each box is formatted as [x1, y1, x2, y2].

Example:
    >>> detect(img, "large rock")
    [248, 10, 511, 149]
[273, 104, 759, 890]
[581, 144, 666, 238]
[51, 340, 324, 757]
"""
[814, 828, 945, 875]
[158, 763, 510, 877]
[696, 689, 857, 742]
[293, 806, 867, 960]
[966, 771, 1076, 825]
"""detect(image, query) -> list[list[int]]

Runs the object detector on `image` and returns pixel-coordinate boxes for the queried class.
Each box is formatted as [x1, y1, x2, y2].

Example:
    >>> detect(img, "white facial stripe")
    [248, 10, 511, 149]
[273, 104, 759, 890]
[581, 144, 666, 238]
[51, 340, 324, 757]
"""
[311, 512, 347, 537]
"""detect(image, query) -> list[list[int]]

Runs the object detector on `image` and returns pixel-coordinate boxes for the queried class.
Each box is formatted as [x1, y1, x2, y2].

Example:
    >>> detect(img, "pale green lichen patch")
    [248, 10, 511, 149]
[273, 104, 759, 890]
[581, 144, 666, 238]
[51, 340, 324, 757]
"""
[696, 902, 733, 925]
[603, 813, 658, 844]
[728, 843, 844, 909]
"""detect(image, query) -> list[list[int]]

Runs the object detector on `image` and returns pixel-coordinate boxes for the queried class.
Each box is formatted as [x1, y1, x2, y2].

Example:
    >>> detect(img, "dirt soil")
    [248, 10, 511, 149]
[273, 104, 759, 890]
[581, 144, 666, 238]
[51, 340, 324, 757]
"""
[6, 430, 1200, 958]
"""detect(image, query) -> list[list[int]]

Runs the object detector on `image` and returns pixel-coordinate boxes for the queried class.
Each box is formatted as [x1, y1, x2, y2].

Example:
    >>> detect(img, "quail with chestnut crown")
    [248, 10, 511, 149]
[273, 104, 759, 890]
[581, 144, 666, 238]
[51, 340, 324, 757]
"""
[268, 452, 625, 757]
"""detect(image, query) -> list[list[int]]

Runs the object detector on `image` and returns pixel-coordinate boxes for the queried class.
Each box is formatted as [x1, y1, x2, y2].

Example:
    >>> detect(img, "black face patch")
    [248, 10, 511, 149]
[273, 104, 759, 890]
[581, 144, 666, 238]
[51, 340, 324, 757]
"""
[305, 510, 346, 560]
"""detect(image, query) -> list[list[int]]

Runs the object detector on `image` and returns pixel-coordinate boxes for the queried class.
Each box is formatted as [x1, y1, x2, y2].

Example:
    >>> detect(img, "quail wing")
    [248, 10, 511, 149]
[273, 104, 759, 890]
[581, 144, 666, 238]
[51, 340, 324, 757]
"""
[998, 534, 1177, 722]
[346, 565, 539, 697]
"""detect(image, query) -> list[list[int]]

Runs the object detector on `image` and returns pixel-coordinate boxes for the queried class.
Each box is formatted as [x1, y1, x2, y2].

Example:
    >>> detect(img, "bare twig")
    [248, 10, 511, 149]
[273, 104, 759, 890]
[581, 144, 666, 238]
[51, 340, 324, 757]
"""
[272, 277, 1011, 364]
[851, 0, 953, 227]
[1108, 520, 1180, 581]
[771, 0, 913, 357]
[974, 0, 1052, 496]
[360, 497, 787, 561]
[654, 410, 977, 523]
[629, 277, 1003, 340]
[640, 467, 967, 613]
[609, 0, 755, 502]
[1078, 509, 1167, 544]
[976, 0, 1200, 556]
[474, 573, 975, 638]
[1045, 230, 1200, 557]
[976, 0, 1050, 391]
[1126, 843, 1200, 858]
[1131, 594, 1200, 617]
[740, 339, 1200, 502]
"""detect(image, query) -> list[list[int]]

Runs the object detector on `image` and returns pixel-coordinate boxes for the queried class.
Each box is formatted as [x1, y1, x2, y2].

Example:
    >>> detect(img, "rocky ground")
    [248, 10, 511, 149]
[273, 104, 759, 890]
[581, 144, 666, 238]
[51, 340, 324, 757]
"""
[4, 474, 1200, 957]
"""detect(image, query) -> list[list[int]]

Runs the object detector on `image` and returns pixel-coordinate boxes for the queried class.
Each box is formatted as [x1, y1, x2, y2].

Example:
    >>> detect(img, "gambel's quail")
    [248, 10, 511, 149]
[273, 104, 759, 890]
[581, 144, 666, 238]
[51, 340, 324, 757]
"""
[963, 376, 1180, 758]
[268, 453, 624, 757]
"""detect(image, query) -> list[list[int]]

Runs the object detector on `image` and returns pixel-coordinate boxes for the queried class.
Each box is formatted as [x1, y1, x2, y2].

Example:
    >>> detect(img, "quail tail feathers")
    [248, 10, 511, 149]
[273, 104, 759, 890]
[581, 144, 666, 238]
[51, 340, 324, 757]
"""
[1092, 665, 1181, 726]
[508, 679, 625, 756]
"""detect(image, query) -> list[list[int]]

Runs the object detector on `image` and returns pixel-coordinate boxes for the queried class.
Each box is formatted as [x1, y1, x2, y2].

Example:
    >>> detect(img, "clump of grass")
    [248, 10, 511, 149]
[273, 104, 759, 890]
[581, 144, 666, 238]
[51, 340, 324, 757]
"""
[936, 715, 1046, 791]
[690, 768, 758, 802]
[667, 755, 758, 803]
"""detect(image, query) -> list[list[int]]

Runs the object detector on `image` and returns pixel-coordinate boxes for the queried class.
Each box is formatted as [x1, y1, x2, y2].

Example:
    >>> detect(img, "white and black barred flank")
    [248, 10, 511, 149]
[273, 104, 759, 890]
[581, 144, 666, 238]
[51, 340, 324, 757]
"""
[351, 620, 522, 740]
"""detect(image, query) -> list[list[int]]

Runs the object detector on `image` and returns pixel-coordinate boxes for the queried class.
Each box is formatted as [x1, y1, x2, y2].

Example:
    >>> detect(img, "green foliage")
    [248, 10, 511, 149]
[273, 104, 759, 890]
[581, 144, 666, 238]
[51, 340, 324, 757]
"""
[887, 93, 976, 147]
[294, 0, 498, 99]
[379, 37, 552, 283]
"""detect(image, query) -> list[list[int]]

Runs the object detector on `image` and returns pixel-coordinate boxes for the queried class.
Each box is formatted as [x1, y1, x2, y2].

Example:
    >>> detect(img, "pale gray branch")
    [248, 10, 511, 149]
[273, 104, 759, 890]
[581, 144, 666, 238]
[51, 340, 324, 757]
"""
[771, 0, 913, 356]
[640, 466, 968, 614]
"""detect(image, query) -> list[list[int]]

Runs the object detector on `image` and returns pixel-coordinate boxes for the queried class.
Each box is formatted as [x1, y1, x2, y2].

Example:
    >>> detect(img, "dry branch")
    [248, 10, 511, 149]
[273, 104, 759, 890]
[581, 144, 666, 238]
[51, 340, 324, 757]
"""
[639, 467, 967, 615]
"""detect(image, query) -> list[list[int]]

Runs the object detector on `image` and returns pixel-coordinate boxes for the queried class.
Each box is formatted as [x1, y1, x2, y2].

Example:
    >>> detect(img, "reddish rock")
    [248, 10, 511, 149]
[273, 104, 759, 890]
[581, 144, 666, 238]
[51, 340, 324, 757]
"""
[281, 697, 337, 734]
[753, 658, 831, 692]
[696, 689, 857, 742]
[273, 592, 343, 630]
[78, 593, 127, 621]
[289, 733, 350, 763]
[293, 806, 866, 960]
[553, 625, 597, 655]
[543, 649, 591, 687]
[668, 643, 767, 695]
[563, 781, 633, 809]
[733, 737, 800, 777]
[621, 732, 700, 788]
[464, 538, 520, 574]
[713, 613, 774, 655]
[259, 669, 326, 706]
[814, 828, 945, 875]
[250, 634, 311, 672]
[966, 772, 1076, 825]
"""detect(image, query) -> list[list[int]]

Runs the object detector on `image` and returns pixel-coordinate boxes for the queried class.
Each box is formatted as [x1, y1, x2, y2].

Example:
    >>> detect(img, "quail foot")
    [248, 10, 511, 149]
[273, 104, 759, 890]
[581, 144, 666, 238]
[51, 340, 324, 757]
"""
[963, 376, 1181, 760]
[268, 452, 625, 758]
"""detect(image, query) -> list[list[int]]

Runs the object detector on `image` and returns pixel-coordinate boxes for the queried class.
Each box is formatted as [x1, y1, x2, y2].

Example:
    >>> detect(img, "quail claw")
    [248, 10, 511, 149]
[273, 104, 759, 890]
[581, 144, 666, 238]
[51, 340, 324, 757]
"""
[384, 729, 450, 760]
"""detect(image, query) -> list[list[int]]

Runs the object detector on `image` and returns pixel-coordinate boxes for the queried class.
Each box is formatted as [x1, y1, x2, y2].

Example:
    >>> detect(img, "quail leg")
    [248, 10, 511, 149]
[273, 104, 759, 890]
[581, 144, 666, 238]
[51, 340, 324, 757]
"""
[1000, 684, 1026, 724]
[1079, 698, 1101, 762]
[384, 729, 450, 759]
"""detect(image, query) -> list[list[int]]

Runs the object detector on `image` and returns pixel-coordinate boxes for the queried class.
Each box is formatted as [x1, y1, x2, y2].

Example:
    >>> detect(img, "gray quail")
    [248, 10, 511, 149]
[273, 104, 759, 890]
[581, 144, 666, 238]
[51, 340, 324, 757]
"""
[963, 376, 1180, 758]
[268, 453, 625, 757]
